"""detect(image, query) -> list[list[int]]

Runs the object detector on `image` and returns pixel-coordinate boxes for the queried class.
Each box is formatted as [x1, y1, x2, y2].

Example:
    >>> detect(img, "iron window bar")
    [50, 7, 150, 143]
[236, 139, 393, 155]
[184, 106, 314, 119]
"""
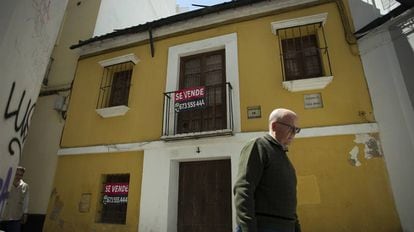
[277, 22, 332, 81]
[97, 61, 134, 109]
[162, 82, 234, 137]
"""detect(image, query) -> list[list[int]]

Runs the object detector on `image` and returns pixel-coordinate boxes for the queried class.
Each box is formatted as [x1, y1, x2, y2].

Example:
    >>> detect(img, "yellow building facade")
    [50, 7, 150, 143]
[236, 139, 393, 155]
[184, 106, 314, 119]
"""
[44, 0, 401, 231]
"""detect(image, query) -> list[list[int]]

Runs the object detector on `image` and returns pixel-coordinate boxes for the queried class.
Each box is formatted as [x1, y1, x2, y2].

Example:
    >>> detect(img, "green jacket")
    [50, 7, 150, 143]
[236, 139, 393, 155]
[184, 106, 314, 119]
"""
[234, 134, 301, 232]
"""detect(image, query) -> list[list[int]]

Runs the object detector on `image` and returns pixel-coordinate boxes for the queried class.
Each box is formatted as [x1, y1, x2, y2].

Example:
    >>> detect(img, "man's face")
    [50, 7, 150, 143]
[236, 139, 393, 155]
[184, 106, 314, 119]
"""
[273, 115, 299, 146]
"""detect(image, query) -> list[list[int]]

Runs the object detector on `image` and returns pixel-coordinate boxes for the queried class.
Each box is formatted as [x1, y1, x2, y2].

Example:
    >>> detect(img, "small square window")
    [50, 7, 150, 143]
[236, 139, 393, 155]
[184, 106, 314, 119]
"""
[97, 62, 134, 109]
[96, 173, 130, 224]
[277, 23, 331, 81]
[281, 34, 323, 80]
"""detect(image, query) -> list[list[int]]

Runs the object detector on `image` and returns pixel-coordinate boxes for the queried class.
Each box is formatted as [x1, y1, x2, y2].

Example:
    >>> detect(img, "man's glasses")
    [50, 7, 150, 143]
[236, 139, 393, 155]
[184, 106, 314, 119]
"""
[276, 121, 301, 134]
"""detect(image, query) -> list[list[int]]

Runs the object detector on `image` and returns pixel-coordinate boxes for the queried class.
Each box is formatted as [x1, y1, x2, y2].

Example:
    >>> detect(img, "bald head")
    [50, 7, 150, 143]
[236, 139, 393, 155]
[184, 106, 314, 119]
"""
[268, 108, 299, 147]
[269, 108, 297, 129]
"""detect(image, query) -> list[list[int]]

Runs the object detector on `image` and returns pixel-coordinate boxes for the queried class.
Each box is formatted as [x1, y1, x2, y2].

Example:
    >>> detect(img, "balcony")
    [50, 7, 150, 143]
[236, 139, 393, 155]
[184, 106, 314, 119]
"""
[161, 83, 234, 141]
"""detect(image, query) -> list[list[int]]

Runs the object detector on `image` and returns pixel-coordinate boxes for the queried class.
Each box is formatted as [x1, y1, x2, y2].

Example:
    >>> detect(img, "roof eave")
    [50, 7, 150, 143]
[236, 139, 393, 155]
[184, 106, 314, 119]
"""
[71, 0, 321, 56]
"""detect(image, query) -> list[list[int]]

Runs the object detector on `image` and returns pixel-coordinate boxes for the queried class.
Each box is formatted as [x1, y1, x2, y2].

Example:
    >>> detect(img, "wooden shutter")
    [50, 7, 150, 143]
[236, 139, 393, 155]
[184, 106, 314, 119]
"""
[177, 50, 226, 134]
[109, 70, 132, 107]
[282, 34, 322, 80]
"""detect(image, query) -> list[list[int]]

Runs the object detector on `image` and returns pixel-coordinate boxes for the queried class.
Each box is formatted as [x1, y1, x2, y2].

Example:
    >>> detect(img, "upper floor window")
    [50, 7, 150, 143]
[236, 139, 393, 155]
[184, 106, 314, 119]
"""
[280, 28, 323, 81]
[96, 54, 138, 118]
[97, 62, 133, 108]
[162, 33, 241, 139]
[177, 50, 227, 134]
[271, 13, 333, 92]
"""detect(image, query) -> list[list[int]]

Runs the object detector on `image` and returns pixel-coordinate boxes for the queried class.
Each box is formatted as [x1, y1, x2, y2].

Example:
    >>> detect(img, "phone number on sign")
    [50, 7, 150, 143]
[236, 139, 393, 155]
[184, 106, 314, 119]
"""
[174, 99, 206, 112]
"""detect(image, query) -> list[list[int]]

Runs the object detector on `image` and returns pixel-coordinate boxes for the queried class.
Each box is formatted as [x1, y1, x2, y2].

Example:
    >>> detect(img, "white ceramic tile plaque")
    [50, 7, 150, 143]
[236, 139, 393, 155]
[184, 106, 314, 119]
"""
[304, 93, 323, 109]
[247, 106, 261, 119]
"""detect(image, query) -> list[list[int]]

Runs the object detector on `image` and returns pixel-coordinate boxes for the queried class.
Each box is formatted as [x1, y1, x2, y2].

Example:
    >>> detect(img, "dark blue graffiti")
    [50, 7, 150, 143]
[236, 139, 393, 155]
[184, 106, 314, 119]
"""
[0, 167, 12, 213]
[4, 81, 36, 158]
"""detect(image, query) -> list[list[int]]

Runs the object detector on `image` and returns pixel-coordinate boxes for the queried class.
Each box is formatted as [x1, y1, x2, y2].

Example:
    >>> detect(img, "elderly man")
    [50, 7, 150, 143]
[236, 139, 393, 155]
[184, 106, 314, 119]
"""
[0, 166, 29, 232]
[234, 108, 301, 232]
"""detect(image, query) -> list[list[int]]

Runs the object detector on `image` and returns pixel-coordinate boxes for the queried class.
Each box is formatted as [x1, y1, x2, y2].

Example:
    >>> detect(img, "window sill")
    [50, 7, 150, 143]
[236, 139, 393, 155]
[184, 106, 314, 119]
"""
[96, 105, 130, 118]
[282, 76, 333, 92]
[161, 129, 233, 141]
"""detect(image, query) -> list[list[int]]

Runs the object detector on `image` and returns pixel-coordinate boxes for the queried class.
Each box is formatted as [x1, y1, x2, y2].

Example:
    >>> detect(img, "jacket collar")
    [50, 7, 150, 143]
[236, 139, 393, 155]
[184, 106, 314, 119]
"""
[264, 133, 287, 151]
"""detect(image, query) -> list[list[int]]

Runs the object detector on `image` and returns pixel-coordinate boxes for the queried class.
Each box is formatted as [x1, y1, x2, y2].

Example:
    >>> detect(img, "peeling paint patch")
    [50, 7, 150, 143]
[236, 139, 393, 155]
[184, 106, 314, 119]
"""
[364, 134, 383, 159]
[349, 146, 361, 166]
[349, 133, 383, 166]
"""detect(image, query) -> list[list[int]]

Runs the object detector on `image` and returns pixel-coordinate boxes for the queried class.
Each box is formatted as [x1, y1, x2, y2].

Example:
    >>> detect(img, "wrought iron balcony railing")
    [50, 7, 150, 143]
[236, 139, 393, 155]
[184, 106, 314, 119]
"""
[162, 82, 234, 140]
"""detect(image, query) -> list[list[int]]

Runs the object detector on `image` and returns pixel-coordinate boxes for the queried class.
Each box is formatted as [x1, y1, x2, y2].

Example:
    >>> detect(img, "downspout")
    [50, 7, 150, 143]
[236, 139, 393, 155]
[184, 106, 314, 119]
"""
[149, 25, 155, 57]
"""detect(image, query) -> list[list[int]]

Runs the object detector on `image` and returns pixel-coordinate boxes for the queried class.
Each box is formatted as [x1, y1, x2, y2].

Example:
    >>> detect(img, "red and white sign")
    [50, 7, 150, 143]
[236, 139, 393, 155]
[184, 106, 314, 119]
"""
[174, 86, 205, 102]
[104, 183, 129, 195]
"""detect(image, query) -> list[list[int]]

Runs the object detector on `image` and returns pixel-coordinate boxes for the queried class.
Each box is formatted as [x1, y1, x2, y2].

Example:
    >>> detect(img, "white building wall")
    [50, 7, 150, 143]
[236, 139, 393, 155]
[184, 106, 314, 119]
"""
[389, 15, 414, 108]
[348, 0, 400, 31]
[94, 0, 177, 36]
[0, 0, 68, 212]
[20, 96, 64, 214]
[348, 0, 414, 229]
[19, 0, 102, 216]
[358, 24, 414, 231]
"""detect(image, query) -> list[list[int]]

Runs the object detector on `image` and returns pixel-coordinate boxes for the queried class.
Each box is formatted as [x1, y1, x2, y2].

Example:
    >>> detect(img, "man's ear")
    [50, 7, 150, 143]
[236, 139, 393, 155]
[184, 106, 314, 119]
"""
[271, 121, 277, 132]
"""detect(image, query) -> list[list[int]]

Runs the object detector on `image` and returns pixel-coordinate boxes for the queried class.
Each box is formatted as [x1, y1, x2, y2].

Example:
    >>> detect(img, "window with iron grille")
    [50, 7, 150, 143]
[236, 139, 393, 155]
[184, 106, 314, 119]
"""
[97, 62, 134, 109]
[96, 173, 130, 224]
[277, 23, 331, 81]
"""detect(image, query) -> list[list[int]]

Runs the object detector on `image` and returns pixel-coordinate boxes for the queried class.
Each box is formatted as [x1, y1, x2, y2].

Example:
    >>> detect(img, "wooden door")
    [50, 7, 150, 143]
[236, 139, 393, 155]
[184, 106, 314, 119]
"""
[178, 160, 232, 232]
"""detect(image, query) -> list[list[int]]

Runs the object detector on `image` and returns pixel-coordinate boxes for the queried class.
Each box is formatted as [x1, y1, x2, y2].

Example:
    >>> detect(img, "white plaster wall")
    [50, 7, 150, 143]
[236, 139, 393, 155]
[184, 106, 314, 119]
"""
[359, 30, 414, 231]
[348, 0, 399, 31]
[19, 0, 102, 215]
[20, 96, 64, 214]
[0, 0, 68, 212]
[390, 13, 414, 108]
[0, 0, 16, 45]
[94, 0, 177, 36]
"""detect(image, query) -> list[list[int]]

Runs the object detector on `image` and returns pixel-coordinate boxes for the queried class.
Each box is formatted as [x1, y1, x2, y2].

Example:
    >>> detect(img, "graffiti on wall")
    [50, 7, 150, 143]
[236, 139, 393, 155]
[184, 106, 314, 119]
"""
[0, 81, 36, 211]
[4, 81, 36, 158]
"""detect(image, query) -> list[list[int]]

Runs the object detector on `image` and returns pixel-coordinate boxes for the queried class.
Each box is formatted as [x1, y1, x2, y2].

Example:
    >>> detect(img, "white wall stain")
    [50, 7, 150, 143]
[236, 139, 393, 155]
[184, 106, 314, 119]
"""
[349, 145, 362, 167]
[349, 133, 383, 166]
